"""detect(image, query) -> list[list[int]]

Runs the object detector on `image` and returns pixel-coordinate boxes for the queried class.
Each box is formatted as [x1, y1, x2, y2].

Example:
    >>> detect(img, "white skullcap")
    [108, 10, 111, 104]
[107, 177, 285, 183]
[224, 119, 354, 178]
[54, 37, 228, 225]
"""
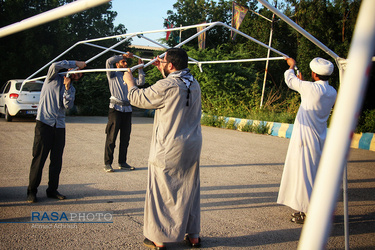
[309, 57, 334, 76]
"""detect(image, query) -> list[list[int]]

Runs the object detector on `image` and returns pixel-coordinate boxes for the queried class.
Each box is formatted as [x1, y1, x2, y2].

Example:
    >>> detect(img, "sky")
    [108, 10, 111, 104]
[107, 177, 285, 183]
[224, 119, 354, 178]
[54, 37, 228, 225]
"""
[111, 0, 177, 46]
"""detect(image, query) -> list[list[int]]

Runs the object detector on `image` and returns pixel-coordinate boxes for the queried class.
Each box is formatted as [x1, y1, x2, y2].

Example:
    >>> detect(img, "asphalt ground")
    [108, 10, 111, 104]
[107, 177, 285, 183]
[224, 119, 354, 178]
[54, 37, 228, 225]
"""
[0, 115, 374, 249]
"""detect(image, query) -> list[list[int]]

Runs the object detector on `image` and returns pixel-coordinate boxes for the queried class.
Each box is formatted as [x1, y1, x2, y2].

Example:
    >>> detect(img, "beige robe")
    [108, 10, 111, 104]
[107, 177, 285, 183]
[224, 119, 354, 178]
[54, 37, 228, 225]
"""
[128, 70, 202, 243]
[277, 69, 337, 212]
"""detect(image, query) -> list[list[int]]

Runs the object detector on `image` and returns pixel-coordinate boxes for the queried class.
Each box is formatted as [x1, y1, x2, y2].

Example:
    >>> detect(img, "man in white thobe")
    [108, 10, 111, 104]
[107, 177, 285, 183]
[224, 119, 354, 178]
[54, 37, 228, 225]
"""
[123, 48, 202, 249]
[277, 57, 337, 224]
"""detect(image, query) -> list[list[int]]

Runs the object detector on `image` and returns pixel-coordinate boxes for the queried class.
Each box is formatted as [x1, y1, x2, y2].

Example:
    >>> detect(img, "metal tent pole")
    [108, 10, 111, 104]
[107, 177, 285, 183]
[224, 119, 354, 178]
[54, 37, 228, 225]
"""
[0, 0, 111, 38]
[343, 165, 349, 250]
[297, 0, 375, 249]
[260, 13, 275, 108]
[257, 0, 374, 249]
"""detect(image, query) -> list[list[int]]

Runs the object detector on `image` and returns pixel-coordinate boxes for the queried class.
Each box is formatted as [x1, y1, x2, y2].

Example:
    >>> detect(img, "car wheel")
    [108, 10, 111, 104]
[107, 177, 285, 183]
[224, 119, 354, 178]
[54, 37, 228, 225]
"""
[5, 106, 12, 122]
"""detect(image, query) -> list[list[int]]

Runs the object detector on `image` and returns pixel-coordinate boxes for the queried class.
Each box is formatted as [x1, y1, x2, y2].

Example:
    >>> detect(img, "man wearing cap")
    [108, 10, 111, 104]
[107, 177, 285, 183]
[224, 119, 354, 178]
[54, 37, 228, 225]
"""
[277, 57, 337, 224]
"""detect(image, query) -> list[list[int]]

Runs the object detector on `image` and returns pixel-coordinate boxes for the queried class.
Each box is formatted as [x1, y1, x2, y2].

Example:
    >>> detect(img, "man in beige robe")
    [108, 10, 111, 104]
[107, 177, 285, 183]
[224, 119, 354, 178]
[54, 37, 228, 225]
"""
[123, 48, 202, 249]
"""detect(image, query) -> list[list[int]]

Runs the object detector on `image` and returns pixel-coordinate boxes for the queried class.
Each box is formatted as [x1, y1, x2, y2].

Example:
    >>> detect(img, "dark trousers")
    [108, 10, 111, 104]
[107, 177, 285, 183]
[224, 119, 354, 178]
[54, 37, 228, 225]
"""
[104, 108, 132, 165]
[27, 121, 66, 195]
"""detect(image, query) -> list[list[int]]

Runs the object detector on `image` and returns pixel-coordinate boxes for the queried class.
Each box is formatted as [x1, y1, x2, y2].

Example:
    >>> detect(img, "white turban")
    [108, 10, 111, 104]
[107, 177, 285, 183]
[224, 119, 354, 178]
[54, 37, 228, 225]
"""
[309, 57, 334, 76]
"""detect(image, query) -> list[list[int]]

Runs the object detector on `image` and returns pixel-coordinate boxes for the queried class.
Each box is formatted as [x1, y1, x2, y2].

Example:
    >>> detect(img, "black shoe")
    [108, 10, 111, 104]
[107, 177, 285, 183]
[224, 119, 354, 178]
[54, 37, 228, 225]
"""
[27, 193, 37, 203]
[184, 235, 201, 248]
[291, 212, 305, 218]
[291, 214, 306, 224]
[104, 164, 114, 172]
[46, 191, 66, 200]
[143, 238, 166, 250]
[118, 163, 135, 171]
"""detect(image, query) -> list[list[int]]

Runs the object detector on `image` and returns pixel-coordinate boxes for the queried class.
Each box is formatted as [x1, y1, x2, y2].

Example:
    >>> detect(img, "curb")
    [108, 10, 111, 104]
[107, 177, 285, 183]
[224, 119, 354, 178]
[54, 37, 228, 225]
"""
[144, 110, 375, 152]
[351, 132, 375, 151]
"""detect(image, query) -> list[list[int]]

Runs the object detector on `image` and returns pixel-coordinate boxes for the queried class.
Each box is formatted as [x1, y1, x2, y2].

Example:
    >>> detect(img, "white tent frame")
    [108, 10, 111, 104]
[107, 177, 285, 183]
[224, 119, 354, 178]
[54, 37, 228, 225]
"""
[15, 1, 374, 249]
[23, 21, 287, 83]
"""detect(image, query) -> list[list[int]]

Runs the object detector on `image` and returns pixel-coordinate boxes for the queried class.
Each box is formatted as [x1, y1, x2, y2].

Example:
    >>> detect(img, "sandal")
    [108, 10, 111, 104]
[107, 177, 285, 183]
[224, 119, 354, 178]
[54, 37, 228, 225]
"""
[291, 212, 306, 218]
[184, 235, 201, 248]
[143, 238, 166, 250]
[291, 214, 306, 224]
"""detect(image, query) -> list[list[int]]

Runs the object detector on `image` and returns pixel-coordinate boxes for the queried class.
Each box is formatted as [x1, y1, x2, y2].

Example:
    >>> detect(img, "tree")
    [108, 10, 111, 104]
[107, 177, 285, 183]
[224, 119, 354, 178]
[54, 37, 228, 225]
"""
[160, 0, 369, 125]
[281, 0, 361, 89]
[0, 0, 126, 84]
[164, 0, 232, 48]
[187, 45, 260, 117]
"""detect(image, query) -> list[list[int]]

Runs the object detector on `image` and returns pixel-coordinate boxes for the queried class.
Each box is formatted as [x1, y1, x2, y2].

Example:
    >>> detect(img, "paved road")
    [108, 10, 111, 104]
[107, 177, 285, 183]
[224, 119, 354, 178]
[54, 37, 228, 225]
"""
[0, 116, 374, 249]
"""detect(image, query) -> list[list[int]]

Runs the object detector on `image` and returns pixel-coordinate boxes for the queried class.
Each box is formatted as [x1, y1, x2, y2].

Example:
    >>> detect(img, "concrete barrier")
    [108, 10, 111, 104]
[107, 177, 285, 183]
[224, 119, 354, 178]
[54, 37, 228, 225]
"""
[145, 110, 375, 152]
